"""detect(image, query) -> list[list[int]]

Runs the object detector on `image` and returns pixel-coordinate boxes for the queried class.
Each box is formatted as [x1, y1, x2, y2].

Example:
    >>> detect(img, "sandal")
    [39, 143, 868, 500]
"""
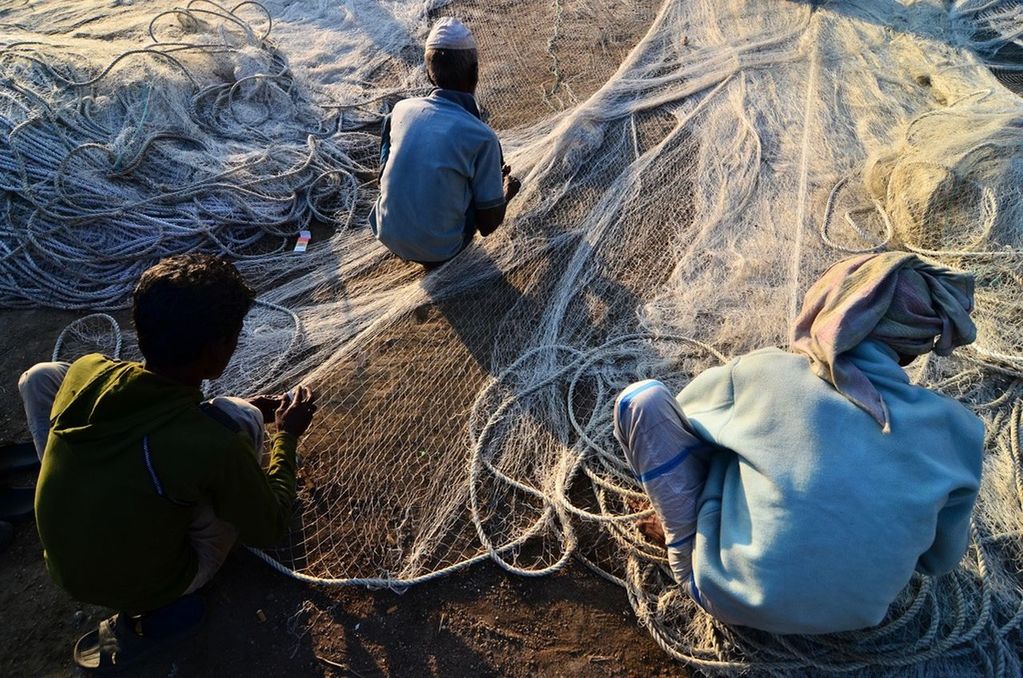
[73, 594, 206, 674]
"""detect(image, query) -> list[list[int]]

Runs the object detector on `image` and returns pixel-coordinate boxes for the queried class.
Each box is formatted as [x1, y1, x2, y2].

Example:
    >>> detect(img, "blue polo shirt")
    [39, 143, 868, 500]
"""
[369, 89, 506, 263]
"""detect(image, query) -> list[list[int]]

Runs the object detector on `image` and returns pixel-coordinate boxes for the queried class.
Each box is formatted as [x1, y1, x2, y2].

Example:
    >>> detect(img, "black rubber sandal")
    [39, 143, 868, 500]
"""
[0, 443, 39, 476]
[0, 487, 34, 520]
[73, 594, 206, 674]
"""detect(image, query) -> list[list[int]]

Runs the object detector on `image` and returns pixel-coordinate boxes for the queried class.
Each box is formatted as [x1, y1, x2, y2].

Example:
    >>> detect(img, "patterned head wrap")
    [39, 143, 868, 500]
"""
[791, 252, 976, 432]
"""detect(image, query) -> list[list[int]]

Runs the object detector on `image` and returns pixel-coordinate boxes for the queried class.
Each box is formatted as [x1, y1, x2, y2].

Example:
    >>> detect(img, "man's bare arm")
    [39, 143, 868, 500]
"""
[475, 165, 521, 236]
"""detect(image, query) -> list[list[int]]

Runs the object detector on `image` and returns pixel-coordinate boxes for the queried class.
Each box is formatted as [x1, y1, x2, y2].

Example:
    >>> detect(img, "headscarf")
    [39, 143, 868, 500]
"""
[425, 17, 477, 51]
[790, 252, 976, 432]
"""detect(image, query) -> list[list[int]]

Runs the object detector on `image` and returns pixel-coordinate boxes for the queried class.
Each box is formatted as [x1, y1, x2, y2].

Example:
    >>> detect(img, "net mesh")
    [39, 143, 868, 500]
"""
[9, 0, 1023, 673]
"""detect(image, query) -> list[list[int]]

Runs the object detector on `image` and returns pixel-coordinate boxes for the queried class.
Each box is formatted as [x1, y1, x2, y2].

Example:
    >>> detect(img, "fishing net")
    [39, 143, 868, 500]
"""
[12, 0, 1023, 673]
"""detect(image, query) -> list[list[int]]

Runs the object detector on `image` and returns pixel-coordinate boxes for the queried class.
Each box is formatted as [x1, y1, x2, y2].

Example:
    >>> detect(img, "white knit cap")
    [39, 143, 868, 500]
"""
[425, 17, 477, 51]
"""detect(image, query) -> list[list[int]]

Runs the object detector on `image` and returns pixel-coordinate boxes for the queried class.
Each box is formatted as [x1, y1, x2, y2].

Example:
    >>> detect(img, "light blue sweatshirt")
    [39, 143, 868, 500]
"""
[677, 340, 984, 634]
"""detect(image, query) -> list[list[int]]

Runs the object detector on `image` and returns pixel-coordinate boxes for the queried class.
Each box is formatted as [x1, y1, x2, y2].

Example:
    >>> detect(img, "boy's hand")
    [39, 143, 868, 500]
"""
[247, 395, 283, 424]
[502, 164, 521, 202]
[275, 386, 318, 438]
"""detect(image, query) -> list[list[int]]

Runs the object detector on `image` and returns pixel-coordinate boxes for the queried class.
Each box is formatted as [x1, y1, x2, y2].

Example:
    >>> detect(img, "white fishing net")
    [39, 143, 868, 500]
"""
[10, 0, 1023, 673]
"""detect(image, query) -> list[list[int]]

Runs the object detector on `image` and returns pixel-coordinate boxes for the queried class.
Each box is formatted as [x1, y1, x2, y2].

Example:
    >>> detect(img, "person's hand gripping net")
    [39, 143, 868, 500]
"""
[245, 386, 317, 438]
[247, 387, 318, 437]
[502, 164, 521, 202]
[274, 386, 317, 437]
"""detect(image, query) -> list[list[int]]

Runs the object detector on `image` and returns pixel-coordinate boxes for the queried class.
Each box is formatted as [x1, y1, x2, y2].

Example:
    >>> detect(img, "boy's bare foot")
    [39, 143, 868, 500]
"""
[627, 497, 666, 546]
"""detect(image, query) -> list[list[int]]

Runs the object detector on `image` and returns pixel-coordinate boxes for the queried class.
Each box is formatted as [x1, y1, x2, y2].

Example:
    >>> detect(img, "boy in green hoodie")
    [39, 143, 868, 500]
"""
[18, 253, 317, 672]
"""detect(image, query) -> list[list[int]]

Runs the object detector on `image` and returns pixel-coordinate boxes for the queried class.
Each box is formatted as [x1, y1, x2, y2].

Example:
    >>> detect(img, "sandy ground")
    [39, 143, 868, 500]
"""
[0, 309, 685, 677]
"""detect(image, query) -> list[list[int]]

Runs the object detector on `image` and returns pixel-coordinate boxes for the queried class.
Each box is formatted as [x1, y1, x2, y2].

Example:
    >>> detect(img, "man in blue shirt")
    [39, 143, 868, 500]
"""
[369, 18, 521, 265]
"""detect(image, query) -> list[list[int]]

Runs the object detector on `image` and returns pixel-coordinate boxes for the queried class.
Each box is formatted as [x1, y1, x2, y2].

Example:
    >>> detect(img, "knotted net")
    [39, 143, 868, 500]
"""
[5, 0, 1023, 673]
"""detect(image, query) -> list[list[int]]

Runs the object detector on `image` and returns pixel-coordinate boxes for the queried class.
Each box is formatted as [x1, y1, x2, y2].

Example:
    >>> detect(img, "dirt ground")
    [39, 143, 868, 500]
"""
[0, 309, 686, 677]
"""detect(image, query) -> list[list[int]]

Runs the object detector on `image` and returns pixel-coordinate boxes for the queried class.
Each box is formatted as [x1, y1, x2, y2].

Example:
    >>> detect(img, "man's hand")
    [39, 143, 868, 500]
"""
[247, 395, 284, 424]
[502, 164, 521, 202]
[275, 386, 318, 438]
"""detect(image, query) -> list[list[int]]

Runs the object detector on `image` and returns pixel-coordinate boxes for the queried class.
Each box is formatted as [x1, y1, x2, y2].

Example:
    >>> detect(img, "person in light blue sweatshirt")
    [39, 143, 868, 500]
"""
[613, 252, 983, 634]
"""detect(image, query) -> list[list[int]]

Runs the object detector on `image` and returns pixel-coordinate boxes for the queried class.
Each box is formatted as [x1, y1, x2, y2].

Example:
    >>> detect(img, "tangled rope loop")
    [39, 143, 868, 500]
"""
[0, 0, 376, 310]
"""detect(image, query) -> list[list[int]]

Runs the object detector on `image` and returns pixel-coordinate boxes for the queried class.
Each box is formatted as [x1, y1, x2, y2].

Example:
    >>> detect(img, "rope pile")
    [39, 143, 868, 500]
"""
[0, 0, 376, 309]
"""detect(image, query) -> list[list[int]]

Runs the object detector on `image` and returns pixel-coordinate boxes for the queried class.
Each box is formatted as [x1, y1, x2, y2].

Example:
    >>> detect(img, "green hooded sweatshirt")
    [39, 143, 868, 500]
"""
[34, 354, 297, 614]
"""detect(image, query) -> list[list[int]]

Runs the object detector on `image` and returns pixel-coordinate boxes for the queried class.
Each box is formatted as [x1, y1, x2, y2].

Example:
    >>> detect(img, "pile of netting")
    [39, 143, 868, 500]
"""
[9, 0, 1023, 674]
[0, 1, 386, 307]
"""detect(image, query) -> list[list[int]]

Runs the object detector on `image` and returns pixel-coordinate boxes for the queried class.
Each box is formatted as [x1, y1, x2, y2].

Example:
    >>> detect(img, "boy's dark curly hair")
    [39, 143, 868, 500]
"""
[133, 253, 255, 367]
